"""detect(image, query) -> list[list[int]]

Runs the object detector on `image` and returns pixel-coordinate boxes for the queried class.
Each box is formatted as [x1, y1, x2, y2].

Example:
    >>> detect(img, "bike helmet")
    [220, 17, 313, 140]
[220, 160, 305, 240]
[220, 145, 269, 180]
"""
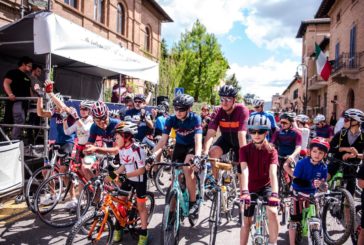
[201, 104, 211, 111]
[247, 114, 271, 131]
[157, 105, 166, 114]
[280, 112, 295, 122]
[160, 100, 169, 112]
[252, 99, 265, 107]
[47, 93, 64, 111]
[218, 85, 238, 98]
[134, 94, 146, 102]
[344, 108, 364, 123]
[313, 114, 326, 124]
[310, 137, 330, 153]
[173, 94, 194, 108]
[91, 100, 109, 119]
[80, 100, 94, 110]
[296, 114, 309, 123]
[114, 121, 138, 135]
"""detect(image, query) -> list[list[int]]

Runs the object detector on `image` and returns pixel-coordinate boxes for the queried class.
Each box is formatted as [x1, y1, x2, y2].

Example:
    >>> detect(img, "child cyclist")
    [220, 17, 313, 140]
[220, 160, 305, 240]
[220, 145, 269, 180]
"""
[287, 137, 329, 245]
[91, 121, 149, 245]
[240, 114, 280, 245]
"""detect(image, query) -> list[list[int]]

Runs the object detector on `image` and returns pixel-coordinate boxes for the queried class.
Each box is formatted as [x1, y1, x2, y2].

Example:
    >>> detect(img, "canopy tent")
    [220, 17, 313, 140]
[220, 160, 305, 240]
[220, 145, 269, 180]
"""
[0, 11, 159, 100]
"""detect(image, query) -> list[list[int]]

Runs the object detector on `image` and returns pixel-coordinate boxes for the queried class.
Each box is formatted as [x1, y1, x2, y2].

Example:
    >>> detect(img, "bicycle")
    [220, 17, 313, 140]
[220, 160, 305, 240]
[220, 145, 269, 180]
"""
[293, 191, 327, 245]
[160, 161, 204, 245]
[66, 181, 155, 244]
[351, 204, 362, 245]
[321, 157, 356, 245]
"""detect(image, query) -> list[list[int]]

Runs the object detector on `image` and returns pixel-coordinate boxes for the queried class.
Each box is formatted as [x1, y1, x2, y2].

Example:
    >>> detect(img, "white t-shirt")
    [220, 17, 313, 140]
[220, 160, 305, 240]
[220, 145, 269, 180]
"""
[64, 115, 93, 145]
[300, 127, 310, 150]
[118, 143, 146, 182]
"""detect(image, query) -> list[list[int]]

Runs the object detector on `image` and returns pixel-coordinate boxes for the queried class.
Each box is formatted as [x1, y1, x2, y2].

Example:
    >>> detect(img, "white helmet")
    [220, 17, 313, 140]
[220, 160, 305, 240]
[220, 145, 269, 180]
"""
[296, 114, 309, 123]
[114, 121, 138, 135]
[247, 114, 271, 130]
[344, 108, 364, 123]
[80, 100, 94, 110]
[313, 114, 325, 124]
[252, 99, 265, 107]
[47, 93, 63, 111]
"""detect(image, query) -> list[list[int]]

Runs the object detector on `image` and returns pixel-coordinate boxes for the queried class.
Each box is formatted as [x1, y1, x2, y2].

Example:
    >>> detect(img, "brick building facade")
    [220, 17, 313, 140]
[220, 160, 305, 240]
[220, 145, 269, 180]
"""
[0, 0, 172, 93]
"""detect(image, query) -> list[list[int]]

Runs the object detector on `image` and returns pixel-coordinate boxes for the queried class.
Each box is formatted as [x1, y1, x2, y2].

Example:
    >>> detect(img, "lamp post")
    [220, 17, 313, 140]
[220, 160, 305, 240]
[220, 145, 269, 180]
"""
[294, 63, 308, 114]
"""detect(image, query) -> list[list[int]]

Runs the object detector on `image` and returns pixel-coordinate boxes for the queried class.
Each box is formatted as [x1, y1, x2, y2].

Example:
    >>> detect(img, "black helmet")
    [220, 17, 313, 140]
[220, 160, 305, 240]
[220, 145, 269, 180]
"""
[134, 94, 146, 102]
[280, 112, 295, 122]
[218, 85, 238, 97]
[173, 94, 194, 108]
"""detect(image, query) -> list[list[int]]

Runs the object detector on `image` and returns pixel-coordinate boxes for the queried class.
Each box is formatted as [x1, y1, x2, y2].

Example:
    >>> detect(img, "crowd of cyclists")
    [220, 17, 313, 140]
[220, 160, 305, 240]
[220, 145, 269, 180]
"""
[21, 80, 364, 245]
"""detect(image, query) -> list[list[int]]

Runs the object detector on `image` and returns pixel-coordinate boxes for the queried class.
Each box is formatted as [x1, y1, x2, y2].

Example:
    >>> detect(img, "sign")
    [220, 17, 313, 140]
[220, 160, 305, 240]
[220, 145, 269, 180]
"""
[29, 0, 49, 8]
[174, 87, 184, 96]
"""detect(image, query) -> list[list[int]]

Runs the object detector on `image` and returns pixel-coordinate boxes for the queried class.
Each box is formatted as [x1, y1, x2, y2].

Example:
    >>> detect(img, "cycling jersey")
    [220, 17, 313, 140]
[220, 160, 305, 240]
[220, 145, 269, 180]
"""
[271, 128, 302, 156]
[154, 115, 167, 136]
[292, 157, 327, 194]
[299, 128, 310, 150]
[52, 112, 76, 144]
[88, 118, 120, 147]
[118, 143, 146, 182]
[239, 143, 278, 192]
[64, 115, 93, 145]
[163, 112, 202, 145]
[125, 108, 153, 141]
[315, 124, 333, 139]
[208, 103, 249, 147]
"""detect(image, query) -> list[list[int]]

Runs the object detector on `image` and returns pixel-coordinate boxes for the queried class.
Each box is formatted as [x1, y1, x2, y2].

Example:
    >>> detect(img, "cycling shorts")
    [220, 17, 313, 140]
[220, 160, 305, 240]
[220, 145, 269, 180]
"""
[244, 186, 272, 217]
[120, 178, 147, 199]
[172, 143, 195, 163]
[213, 136, 241, 173]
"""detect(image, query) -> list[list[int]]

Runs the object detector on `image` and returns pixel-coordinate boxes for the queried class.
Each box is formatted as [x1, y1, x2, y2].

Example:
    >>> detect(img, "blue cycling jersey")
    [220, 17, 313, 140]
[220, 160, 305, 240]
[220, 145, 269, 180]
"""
[52, 113, 76, 145]
[125, 108, 152, 141]
[292, 157, 327, 194]
[155, 115, 166, 132]
[163, 112, 202, 145]
[88, 118, 120, 147]
[271, 128, 302, 156]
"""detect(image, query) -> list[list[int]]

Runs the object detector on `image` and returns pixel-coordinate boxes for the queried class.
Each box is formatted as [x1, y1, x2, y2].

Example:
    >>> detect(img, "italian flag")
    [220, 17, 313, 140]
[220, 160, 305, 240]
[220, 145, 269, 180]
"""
[315, 43, 332, 81]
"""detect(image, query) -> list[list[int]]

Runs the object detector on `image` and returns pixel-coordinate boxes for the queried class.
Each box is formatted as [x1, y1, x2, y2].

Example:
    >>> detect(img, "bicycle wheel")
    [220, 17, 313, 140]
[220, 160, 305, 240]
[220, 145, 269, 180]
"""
[351, 204, 362, 245]
[76, 181, 102, 220]
[161, 189, 180, 245]
[34, 173, 82, 228]
[155, 165, 173, 196]
[25, 165, 58, 213]
[322, 187, 355, 245]
[311, 229, 322, 245]
[66, 211, 113, 245]
[209, 190, 221, 245]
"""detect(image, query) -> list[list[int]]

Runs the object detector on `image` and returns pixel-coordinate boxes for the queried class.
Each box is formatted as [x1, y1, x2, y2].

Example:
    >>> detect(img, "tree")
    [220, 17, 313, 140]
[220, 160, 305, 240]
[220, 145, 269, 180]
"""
[225, 73, 243, 102]
[243, 93, 257, 105]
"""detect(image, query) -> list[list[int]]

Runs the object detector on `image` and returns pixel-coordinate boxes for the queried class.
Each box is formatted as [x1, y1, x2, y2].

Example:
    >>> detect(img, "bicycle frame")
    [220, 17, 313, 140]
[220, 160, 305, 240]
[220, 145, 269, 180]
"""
[251, 198, 269, 244]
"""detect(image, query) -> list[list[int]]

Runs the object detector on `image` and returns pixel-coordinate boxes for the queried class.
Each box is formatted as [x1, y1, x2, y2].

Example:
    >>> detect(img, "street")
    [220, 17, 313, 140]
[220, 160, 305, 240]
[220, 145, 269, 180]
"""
[0, 184, 355, 245]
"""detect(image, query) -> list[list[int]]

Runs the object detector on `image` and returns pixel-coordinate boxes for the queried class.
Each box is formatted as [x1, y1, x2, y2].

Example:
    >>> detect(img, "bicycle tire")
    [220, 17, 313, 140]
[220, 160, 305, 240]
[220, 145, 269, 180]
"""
[351, 204, 362, 245]
[66, 211, 113, 245]
[34, 173, 81, 228]
[311, 229, 322, 245]
[209, 190, 221, 245]
[155, 164, 173, 196]
[25, 165, 59, 213]
[322, 187, 355, 245]
[295, 223, 302, 244]
[161, 189, 179, 245]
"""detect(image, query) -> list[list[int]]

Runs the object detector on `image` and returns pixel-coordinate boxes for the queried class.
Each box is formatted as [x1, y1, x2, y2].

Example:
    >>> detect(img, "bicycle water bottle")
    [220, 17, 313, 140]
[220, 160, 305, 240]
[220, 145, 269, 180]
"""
[221, 185, 228, 211]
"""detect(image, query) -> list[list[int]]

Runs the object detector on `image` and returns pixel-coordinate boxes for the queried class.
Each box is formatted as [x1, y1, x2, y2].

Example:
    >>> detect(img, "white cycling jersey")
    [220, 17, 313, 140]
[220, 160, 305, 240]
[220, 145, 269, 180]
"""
[118, 143, 146, 182]
[64, 116, 93, 145]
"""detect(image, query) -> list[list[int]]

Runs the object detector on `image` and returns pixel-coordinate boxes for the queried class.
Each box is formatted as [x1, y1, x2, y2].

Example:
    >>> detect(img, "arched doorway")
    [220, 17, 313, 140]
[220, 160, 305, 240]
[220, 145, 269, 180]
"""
[347, 89, 355, 108]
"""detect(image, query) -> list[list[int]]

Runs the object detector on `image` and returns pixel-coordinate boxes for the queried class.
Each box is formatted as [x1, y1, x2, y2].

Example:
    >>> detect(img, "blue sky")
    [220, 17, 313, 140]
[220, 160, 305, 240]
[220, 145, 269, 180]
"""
[156, 0, 322, 101]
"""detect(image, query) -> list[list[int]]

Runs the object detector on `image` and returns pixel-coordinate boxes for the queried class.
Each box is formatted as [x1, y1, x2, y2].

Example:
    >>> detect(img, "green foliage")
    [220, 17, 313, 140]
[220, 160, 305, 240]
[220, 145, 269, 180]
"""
[103, 87, 112, 102]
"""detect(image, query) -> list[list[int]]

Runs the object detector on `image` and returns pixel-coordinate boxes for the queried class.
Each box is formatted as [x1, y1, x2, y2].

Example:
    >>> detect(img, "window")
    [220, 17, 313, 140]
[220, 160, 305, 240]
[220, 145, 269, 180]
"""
[144, 27, 151, 52]
[349, 25, 356, 67]
[317, 95, 321, 107]
[335, 42, 340, 70]
[94, 0, 104, 23]
[293, 89, 298, 100]
[64, 0, 77, 8]
[336, 11, 341, 22]
[117, 4, 125, 35]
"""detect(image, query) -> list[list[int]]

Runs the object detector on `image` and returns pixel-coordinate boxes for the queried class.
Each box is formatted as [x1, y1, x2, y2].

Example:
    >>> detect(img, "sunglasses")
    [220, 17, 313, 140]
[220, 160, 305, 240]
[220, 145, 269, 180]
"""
[80, 107, 88, 111]
[220, 97, 233, 103]
[248, 129, 267, 135]
[174, 107, 188, 112]
[134, 100, 143, 104]
[94, 117, 107, 123]
[254, 106, 261, 109]
[344, 117, 351, 122]
[280, 121, 290, 125]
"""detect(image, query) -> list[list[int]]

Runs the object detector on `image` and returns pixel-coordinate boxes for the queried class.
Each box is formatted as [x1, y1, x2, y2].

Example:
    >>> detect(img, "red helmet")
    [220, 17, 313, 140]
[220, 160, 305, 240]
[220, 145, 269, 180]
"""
[92, 100, 109, 119]
[310, 137, 330, 153]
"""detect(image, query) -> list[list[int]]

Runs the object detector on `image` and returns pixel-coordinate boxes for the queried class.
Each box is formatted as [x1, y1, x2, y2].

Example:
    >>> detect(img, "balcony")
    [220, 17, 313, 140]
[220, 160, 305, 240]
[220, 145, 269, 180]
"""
[331, 52, 362, 83]
[308, 74, 328, 91]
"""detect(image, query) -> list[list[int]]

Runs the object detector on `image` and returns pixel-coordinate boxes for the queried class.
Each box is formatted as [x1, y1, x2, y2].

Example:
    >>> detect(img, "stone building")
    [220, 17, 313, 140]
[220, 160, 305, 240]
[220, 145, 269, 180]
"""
[315, 0, 364, 120]
[0, 0, 172, 93]
[281, 77, 304, 113]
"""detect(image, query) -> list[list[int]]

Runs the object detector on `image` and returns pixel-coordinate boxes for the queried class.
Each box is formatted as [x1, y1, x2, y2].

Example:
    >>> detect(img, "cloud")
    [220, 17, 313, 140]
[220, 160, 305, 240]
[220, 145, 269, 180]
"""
[226, 35, 242, 43]
[228, 57, 298, 101]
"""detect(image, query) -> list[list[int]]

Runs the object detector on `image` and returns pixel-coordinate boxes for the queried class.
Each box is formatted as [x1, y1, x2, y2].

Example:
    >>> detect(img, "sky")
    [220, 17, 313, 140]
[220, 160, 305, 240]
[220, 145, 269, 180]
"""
[156, 0, 322, 101]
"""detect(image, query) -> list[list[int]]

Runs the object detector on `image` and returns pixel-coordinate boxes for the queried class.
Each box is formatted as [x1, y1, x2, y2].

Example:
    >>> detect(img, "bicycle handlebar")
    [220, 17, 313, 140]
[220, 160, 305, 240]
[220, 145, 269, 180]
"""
[327, 157, 360, 167]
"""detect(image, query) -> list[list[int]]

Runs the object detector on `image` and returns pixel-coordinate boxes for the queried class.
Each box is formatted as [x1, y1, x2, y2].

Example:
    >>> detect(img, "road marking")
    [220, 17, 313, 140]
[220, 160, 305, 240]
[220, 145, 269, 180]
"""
[0, 200, 31, 227]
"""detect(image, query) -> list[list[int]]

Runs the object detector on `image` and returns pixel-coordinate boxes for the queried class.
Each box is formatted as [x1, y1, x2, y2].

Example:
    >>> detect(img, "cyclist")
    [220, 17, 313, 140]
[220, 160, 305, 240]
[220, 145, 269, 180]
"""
[240, 114, 280, 245]
[357, 163, 364, 244]
[288, 137, 329, 245]
[251, 98, 277, 139]
[154, 104, 168, 137]
[125, 94, 154, 148]
[203, 85, 249, 190]
[313, 114, 333, 141]
[100, 121, 148, 244]
[271, 113, 302, 182]
[149, 94, 203, 221]
[294, 114, 310, 156]
[200, 104, 211, 140]
[328, 108, 364, 196]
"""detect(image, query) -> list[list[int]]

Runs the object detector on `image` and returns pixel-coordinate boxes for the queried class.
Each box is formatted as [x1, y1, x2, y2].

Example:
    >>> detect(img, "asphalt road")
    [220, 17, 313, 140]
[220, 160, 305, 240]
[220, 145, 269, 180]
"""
[0, 185, 356, 245]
